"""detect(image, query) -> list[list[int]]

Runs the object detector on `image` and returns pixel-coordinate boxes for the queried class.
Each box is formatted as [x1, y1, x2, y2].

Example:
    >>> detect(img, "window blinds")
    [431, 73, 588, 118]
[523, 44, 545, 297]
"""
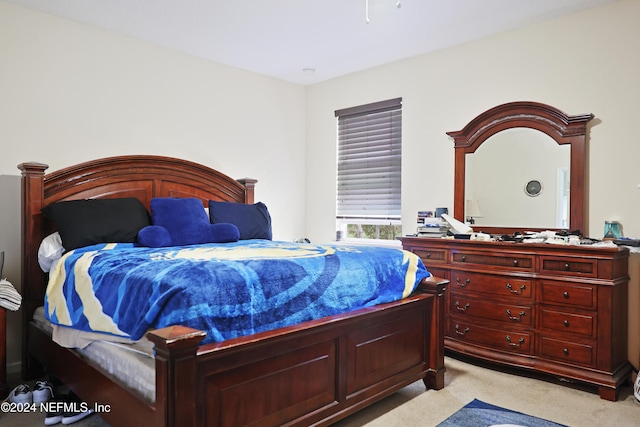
[335, 98, 402, 219]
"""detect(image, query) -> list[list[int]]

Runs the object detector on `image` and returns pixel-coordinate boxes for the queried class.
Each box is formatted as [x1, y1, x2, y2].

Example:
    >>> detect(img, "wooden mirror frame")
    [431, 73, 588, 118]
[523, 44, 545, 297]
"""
[446, 101, 594, 235]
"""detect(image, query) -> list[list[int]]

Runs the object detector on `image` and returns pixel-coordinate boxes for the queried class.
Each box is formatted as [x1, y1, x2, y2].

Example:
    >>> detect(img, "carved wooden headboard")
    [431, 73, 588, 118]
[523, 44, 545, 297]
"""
[18, 155, 256, 352]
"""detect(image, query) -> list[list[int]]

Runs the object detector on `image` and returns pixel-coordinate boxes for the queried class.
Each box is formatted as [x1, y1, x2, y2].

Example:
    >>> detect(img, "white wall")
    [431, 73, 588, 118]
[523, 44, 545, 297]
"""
[0, 1, 307, 370]
[306, 0, 640, 242]
[305, 0, 640, 367]
[3, 0, 640, 373]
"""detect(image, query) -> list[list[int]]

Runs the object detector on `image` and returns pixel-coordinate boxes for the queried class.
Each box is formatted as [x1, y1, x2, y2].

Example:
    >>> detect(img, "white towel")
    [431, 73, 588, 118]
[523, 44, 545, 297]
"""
[0, 279, 21, 311]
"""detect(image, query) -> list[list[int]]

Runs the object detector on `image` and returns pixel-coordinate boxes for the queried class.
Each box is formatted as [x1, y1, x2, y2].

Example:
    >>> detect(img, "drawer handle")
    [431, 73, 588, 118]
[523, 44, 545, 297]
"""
[455, 277, 471, 287]
[506, 336, 525, 348]
[461, 255, 467, 262]
[563, 291, 570, 299]
[563, 348, 569, 356]
[513, 259, 519, 266]
[425, 252, 431, 258]
[506, 309, 525, 321]
[564, 263, 570, 271]
[455, 301, 471, 312]
[505, 283, 526, 294]
[563, 320, 570, 327]
[455, 324, 470, 336]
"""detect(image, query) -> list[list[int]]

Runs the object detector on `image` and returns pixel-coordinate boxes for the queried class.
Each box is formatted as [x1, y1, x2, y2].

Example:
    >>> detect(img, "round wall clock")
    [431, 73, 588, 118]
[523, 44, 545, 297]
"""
[525, 179, 543, 197]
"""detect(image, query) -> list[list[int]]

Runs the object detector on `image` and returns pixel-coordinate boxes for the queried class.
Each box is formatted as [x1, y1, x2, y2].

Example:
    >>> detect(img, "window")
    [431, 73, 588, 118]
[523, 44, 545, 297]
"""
[335, 98, 402, 241]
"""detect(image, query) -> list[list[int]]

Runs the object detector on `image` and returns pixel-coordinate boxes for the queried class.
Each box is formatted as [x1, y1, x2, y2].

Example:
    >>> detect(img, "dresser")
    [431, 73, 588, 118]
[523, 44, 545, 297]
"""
[399, 236, 632, 401]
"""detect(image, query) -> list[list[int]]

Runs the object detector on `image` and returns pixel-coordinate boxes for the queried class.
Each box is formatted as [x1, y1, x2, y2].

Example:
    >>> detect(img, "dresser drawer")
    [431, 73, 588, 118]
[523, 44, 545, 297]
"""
[538, 280, 597, 310]
[539, 307, 595, 338]
[450, 297, 533, 326]
[449, 320, 533, 355]
[539, 336, 595, 367]
[539, 256, 596, 277]
[450, 271, 533, 299]
[427, 267, 449, 279]
[411, 248, 448, 265]
[452, 250, 534, 272]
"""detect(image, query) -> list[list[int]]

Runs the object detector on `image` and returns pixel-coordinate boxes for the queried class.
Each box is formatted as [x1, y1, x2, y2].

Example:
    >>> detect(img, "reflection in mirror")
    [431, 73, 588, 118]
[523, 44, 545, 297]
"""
[465, 128, 570, 228]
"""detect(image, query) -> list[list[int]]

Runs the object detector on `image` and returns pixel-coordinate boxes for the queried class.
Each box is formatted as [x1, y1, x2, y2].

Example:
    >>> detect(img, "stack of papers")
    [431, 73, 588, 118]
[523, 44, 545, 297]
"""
[0, 279, 21, 311]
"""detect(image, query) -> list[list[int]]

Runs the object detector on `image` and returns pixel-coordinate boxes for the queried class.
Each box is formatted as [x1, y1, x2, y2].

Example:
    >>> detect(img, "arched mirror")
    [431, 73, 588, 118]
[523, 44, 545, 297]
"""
[447, 101, 594, 235]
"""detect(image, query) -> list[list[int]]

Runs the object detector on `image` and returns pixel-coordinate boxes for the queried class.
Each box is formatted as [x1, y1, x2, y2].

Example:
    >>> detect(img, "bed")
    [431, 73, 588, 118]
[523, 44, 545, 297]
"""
[19, 155, 447, 427]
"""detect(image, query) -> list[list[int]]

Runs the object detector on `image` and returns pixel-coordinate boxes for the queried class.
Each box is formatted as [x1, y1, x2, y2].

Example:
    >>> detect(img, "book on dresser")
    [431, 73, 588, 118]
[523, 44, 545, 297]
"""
[399, 235, 632, 402]
[416, 217, 450, 238]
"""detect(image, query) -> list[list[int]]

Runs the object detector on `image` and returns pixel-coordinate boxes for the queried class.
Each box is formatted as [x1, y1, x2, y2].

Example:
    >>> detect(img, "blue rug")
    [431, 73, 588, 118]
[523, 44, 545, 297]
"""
[437, 399, 568, 427]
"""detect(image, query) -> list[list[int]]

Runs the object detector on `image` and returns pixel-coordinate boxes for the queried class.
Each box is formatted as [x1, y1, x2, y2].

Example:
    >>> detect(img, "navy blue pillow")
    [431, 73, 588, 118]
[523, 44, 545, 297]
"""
[145, 198, 240, 247]
[137, 225, 172, 248]
[208, 201, 272, 240]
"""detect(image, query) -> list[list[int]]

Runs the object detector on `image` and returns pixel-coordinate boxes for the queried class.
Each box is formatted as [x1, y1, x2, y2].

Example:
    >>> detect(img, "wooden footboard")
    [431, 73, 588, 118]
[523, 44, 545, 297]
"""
[148, 286, 445, 427]
[28, 283, 445, 427]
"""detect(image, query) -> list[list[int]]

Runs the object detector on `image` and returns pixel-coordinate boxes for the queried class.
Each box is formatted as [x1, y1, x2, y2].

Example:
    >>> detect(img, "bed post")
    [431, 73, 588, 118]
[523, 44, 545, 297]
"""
[420, 276, 448, 390]
[147, 326, 206, 427]
[18, 161, 48, 380]
[237, 178, 257, 204]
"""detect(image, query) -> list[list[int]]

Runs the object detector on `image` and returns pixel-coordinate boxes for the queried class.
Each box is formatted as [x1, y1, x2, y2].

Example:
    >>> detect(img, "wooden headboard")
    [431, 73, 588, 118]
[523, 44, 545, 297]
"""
[18, 155, 256, 372]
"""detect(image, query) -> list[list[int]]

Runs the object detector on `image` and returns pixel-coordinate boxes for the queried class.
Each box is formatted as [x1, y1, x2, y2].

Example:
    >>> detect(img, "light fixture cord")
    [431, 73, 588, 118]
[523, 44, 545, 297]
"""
[366, 0, 402, 24]
[366, 0, 370, 23]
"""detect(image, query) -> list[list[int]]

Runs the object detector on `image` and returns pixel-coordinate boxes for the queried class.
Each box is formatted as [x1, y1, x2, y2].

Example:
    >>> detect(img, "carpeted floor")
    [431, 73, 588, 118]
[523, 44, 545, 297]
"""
[2, 355, 638, 426]
[333, 355, 639, 427]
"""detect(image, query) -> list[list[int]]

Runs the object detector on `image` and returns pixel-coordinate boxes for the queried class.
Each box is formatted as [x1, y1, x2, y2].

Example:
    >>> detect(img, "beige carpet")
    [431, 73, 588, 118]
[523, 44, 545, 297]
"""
[2, 355, 638, 426]
[335, 356, 639, 427]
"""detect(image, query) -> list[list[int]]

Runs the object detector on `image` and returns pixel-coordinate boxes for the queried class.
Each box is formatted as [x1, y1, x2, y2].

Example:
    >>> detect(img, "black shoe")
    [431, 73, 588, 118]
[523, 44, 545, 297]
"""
[61, 408, 94, 425]
[44, 395, 64, 426]
[44, 392, 94, 425]
[44, 408, 63, 425]
[60, 392, 94, 425]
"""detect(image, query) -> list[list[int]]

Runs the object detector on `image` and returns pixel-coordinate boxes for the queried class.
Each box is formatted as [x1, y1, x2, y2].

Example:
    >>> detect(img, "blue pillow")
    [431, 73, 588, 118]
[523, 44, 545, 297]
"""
[139, 198, 240, 247]
[137, 225, 172, 248]
[209, 201, 272, 240]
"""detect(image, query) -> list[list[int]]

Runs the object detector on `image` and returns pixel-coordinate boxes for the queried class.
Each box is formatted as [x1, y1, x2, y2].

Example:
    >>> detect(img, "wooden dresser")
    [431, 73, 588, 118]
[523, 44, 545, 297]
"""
[399, 236, 632, 401]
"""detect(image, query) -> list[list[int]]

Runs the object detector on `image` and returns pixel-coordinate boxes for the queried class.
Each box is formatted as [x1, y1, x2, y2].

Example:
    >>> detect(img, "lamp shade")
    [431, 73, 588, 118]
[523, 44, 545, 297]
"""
[466, 199, 482, 218]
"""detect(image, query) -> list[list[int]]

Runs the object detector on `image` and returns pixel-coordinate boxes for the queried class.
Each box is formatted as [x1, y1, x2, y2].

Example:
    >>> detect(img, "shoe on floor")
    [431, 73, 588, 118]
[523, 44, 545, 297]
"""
[44, 393, 73, 425]
[4, 384, 32, 404]
[61, 407, 94, 425]
[48, 392, 95, 425]
[44, 404, 63, 426]
[33, 380, 54, 403]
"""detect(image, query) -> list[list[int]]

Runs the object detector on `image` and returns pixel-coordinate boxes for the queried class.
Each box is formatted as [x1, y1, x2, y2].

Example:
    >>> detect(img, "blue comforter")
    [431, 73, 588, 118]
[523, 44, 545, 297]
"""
[45, 240, 430, 345]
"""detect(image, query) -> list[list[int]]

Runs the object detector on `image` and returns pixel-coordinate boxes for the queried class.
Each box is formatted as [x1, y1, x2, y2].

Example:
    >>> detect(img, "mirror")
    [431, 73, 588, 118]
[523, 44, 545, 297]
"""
[447, 102, 593, 235]
[466, 128, 570, 228]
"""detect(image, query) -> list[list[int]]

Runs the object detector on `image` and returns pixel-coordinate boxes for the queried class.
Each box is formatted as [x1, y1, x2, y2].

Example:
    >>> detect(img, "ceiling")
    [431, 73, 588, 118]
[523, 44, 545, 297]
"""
[6, 0, 617, 85]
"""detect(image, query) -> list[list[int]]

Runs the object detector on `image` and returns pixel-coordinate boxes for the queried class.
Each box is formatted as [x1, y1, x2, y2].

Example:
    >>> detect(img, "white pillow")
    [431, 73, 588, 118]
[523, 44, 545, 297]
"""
[38, 232, 65, 273]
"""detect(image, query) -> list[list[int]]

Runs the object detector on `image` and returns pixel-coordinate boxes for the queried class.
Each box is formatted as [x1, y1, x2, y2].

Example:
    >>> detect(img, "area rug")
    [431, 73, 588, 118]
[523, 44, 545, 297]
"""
[437, 398, 568, 427]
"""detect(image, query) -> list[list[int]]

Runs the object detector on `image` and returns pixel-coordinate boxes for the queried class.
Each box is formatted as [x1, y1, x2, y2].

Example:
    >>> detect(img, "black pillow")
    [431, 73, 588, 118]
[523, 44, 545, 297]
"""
[208, 201, 272, 240]
[42, 198, 150, 251]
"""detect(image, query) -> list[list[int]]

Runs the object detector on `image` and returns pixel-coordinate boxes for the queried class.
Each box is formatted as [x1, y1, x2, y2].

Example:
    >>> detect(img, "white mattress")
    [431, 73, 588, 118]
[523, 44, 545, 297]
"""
[32, 307, 156, 404]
